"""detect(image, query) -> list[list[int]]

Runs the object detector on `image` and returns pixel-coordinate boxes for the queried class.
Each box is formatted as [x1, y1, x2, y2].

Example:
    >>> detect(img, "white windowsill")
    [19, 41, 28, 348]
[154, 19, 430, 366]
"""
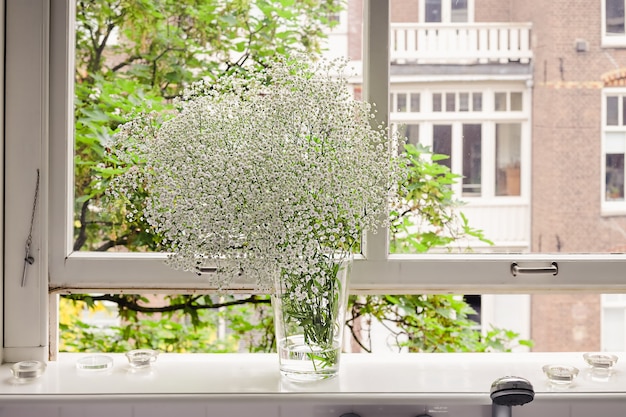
[1, 352, 625, 398]
[2, 353, 626, 416]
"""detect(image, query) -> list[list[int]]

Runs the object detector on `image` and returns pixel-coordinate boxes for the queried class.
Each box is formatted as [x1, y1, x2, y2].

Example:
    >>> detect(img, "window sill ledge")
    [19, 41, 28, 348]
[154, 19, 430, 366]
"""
[1, 352, 625, 399]
[2, 353, 626, 416]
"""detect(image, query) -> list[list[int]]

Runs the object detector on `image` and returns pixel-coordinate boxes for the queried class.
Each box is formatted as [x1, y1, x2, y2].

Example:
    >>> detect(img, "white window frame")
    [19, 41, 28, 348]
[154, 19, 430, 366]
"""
[419, 0, 474, 24]
[6, 0, 626, 363]
[602, 0, 626, 47]
[601, 88, 626, 216]
[391, 85, 530, 202]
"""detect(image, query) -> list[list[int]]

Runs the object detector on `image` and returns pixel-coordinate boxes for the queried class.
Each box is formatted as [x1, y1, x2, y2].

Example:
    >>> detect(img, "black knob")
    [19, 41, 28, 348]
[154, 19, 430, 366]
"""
[416, 415, 433, 417]
[490, 375, 535, 406]
[339, 414, 361, 417]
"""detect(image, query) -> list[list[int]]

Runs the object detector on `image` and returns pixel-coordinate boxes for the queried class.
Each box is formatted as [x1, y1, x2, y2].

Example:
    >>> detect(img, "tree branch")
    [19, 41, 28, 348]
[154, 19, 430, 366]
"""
[73, 200, 91, 251]
[63, 294, 271, 314]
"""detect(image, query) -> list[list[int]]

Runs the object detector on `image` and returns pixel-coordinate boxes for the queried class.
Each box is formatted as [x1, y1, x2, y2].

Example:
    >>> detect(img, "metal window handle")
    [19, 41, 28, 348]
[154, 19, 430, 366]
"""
[510, 262, 558, 277]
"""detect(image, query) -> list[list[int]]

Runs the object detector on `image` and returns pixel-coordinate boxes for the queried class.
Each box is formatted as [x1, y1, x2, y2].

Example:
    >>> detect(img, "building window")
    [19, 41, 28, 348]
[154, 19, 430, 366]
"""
[394, 88, 525, 201]
[400, 124, 420, 147]
[603, 0, 626, 46]
[495, 124, 522, 197]
[430, 92, 482, 113]
[462, 124, 482, 197]
[603, 91, 626, 211]
[495, 92, 523, 112]
[423, 0, 470, 23]
[391, 92, 420, 112]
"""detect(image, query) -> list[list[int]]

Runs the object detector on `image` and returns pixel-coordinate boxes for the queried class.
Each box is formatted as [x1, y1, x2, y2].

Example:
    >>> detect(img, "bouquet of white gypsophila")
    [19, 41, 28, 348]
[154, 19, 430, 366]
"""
[110, 56, 405, 291]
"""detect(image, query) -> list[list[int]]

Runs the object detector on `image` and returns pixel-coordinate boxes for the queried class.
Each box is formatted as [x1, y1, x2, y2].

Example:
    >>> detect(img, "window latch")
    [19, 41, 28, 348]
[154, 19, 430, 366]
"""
[510, 262, 558, 277]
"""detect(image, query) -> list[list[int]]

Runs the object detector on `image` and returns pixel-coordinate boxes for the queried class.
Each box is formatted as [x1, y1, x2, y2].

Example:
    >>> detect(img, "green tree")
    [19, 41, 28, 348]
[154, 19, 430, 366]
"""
[61, 0, 531, 354]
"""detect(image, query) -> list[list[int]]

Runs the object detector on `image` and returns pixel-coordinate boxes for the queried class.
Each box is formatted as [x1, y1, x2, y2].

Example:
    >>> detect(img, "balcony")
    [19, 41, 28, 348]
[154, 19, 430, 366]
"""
[391, 22, 532, 65]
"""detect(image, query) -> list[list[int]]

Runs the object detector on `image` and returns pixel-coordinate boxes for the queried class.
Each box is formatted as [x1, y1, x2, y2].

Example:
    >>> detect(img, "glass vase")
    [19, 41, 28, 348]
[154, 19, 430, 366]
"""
[272, 251, 353, 382]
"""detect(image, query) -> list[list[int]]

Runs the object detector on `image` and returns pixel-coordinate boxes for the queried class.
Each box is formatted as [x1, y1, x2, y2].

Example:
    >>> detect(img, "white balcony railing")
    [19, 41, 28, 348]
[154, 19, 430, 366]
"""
[391, 22, 532, 65]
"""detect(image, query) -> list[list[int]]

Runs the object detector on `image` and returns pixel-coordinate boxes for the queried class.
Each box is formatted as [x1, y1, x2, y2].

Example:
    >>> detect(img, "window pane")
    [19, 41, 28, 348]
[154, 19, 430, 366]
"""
[606, 154, 625, 201]
[399, 124, 420, 147]
[397, 93, 407, 112]
[60, 292, 626, 353]
[608, 96, 619, 125]
[446, 92, 456, 111]
[410, 93, 420, 112]
[433, 93, 443, 112]
[451, 0, 469, 23]
[495, 124, 522, 196]
[622, 96, 626, 125]
[459, 92, 469, 112]
[472, 92, 483, 111]
[510, 92, 523, 111]
[425, 0, 442, 23]
[606, 0, 625, 35]
[495, 92, 507, 111]
[462, 124, 482, 196]
[433, 125, 453, 170]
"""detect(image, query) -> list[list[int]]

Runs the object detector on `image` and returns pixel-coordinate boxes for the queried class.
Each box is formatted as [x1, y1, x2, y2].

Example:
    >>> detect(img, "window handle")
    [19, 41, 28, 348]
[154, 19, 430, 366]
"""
[510, 262, 558, 276]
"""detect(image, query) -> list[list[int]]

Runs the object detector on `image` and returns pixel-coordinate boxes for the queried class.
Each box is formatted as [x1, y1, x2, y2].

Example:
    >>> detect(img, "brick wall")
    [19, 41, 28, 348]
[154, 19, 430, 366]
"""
[526, 0, 626, 351]
[390, 0, 418, 22]
[475, 0, 511, 22]
[531, 294, 602, 352]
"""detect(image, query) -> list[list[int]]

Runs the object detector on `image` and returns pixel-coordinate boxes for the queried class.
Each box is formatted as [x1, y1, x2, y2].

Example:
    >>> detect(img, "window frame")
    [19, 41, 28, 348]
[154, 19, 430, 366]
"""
[7, 0, 626, 363]
[602, 0, 626, 47]
[601, 88, 626, 215]
[46, 1, 626, 293]
[390, 85, 530, 202]
[419, 0, 474, 24]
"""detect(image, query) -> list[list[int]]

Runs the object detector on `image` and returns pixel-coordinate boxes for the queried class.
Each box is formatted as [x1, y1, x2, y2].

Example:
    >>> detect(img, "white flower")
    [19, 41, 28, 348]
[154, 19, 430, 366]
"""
[112, 55, 406, 291]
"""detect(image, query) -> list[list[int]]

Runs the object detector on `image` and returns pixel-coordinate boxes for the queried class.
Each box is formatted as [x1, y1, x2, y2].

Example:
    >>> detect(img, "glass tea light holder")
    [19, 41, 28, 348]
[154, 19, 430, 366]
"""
[583, 352, 618, 381]
[125, 349, 159, 369]
[76, 355, 114, 372]
[11, 360, 46, 383]
[542, 364, 579, 386]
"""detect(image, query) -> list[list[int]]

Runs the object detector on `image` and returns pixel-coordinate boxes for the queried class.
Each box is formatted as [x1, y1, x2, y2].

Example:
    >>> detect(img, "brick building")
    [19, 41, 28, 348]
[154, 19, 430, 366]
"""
[327, 0, 626, 352]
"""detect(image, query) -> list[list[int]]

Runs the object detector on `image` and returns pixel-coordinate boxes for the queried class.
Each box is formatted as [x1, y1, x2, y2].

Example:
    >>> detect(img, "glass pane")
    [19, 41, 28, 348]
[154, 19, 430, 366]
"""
[433, 125, 453, 170]
[622, 96, 626, 125]
[606, 154, 625, 200]
[606, 0, 625, 35]
[399, 124, 420, 147]
[425, 0, 442, 23]
[462, 124, 482, 196]
[433, 93, 443, 112]
[472, 92, 483, 111]
[459, 93, 469, 112]
[510, 92, 523, 111]
[495, 92, 507, 111]
[397, 93, 408, 112]
[495, 124, 522, 196]
[61, 292, 626, 353]
[608, 96, 619, 125]
[446, 92, 456, 111]
[450, 0, 469, 23]
[73, 1, 350, 254]
[410, 93, 420, 112]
